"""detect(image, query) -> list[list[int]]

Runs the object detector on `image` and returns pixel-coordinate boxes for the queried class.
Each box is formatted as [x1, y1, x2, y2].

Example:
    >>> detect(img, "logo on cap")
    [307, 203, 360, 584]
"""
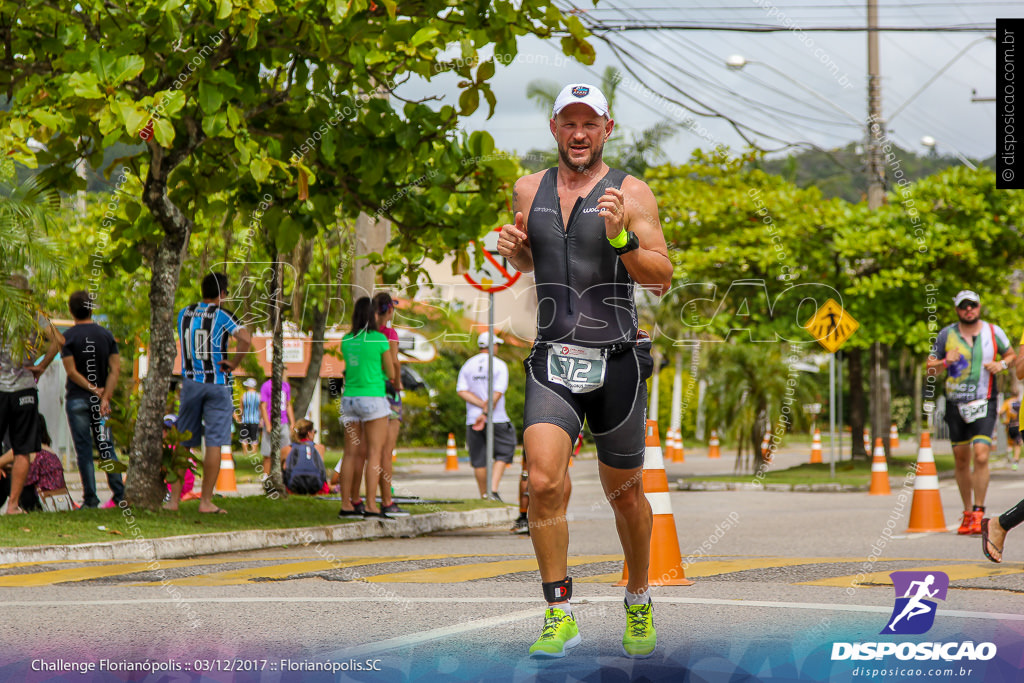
[571, 86, 589, 97]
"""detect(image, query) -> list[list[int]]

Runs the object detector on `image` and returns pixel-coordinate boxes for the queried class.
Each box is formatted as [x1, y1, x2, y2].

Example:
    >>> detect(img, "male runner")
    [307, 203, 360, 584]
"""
[497, 83, 672, 658]
[926, 290, 1015, 535]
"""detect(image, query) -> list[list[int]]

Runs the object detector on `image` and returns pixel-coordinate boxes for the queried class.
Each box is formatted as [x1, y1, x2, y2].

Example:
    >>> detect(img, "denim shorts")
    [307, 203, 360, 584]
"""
[177, 380, 234, 448]
[340, 396, 390, 423]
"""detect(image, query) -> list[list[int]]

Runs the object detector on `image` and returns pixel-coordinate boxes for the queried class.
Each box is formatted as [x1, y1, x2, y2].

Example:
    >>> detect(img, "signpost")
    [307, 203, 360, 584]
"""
[463, 227, 520, 494]
[804, 299, 860, 479]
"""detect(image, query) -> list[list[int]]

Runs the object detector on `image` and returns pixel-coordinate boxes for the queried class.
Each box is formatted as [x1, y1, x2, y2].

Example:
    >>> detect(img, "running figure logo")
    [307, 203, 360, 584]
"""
[882, 571, 949, 635]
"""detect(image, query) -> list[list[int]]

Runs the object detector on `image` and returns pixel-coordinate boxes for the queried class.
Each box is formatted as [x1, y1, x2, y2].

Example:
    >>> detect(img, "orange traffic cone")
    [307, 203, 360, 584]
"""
[810, 429, 823, 464]
[760, 431, 771, 461]
[617, 420, 693, 587]
[570, 431, 582, 467]
[663, 428, 676, 462]
[445, 433, 459, 471]
[863, 431, 871, 454]
[392, 448, 397, 463]
[906, 432, 947, 533]
[708, 430, 721, 459]
[673, 429, 685, 463]
[890, 423, 899, 450]
[215, 444, 237, 493]
[869, 437, 891, 495]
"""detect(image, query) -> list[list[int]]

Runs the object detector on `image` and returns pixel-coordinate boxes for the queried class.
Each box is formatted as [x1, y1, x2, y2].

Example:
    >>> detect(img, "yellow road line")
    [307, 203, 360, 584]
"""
[578, 557, 862, 584]
[798, 563, 1024, 587]
[365, 555, 620, 583]
[0, 558, 240, 587]
[132, 554, 481, 587]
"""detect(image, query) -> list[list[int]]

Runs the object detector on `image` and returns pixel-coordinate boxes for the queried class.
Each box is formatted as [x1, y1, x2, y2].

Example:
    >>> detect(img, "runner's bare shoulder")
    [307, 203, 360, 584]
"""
[513, 172, 545, 224]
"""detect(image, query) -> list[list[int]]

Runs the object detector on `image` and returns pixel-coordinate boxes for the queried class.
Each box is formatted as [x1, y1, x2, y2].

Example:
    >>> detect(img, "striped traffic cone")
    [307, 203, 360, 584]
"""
[890, 423, 900, 450]
[760, 431, 772, 462]
[445, 433, 459, 471]
[863, 431, 871, 454]
[663, 428, 676, 462]
[906, 432, 946, 533]
[810, 429, 823, 464]
[673, 429, 685, 463]
[708, 430, 721, 459]
[869, 437, 891, 495]
[215, 444, 237, 493]
[617, 419, 693, 587]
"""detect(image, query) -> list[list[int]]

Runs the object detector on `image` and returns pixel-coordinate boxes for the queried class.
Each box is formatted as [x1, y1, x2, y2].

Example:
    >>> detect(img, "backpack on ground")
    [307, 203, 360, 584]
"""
[284, 442, 328, 495]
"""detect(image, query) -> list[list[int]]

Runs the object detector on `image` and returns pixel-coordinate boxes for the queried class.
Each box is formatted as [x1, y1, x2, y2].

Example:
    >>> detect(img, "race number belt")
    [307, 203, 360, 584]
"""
[547, 343, 607, 394]
[957, 398, 989, 424]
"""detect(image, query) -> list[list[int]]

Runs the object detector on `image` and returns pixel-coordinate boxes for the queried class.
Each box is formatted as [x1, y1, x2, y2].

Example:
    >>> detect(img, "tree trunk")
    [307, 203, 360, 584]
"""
[265, 255, 288, 497]
[126, 181, 191, 509]
[353, 212, 389, 300]
[293, 303, 328, 420]
[848, 347, 867, 459]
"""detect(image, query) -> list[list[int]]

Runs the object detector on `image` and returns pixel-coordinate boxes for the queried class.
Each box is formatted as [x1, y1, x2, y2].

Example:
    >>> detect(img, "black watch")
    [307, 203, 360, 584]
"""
[613, 231, 640, 256]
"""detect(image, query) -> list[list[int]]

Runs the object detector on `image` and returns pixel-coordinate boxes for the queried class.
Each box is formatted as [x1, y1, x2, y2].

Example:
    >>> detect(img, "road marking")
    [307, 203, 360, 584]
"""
[364, 555, 618, 583]
[798, 563, 1024, 587]
[132, 554, 474, 587]
[0, 558, 247, 587]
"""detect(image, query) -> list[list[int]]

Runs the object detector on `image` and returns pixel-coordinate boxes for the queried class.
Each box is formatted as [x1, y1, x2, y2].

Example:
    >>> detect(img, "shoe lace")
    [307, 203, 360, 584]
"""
[627, 605, 650, 638]
[539, 611, 566, 640]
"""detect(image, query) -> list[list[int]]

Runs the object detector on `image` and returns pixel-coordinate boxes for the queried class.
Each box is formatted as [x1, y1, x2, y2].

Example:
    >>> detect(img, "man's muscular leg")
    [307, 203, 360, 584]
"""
[525, 424, 573, 587]
[973, 441, 990, 507]
[599, 462, 652, 594]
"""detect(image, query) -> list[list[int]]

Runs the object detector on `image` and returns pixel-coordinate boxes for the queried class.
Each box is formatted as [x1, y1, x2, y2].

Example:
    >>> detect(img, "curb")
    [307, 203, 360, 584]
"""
[0, 507, 518, 564]
[676, 479, 868, 493]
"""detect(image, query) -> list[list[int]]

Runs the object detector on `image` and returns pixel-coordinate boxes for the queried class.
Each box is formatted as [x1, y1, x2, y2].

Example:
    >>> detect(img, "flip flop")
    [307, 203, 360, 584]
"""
[981, 518, 1003, 564]
[199, 507, 228, 515]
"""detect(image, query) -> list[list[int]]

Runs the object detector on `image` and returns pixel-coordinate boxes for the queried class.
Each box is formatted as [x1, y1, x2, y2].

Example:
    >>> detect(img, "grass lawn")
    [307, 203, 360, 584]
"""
[0, 496, 506, 548]
[682, 452, 957, 488]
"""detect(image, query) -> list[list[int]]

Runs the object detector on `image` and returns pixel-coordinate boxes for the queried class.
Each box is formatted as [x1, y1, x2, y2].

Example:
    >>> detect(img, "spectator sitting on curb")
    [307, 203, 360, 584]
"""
[284, 419, 329, 495]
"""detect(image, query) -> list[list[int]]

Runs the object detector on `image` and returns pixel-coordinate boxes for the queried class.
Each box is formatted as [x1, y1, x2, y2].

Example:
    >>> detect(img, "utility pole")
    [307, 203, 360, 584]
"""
[865, 0, 891, 456]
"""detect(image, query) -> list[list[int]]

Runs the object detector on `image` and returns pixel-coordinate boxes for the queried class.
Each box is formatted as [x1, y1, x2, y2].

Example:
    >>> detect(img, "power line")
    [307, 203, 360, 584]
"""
[582, 23, 993, 33]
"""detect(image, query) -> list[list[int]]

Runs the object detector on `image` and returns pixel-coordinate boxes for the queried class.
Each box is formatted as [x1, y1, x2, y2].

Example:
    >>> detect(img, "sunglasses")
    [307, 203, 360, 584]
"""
[957, 302, 979, 310]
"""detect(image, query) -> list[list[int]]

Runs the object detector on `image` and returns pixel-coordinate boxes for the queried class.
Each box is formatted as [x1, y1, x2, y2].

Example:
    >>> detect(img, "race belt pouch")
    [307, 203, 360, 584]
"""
[958, 398, 989, 424]
[547, 343, 607, 394]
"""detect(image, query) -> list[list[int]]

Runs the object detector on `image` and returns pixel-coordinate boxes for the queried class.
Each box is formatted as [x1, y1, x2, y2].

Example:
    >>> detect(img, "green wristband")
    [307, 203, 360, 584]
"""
[608, 228, 629, 249]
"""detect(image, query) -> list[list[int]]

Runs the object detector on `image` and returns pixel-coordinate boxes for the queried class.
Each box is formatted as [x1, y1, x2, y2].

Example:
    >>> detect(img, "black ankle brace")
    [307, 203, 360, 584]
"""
[543, 577, 572, 603]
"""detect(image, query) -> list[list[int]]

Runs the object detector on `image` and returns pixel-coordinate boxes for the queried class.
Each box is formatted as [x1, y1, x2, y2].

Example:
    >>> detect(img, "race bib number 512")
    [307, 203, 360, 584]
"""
[547, 344, 606, 394]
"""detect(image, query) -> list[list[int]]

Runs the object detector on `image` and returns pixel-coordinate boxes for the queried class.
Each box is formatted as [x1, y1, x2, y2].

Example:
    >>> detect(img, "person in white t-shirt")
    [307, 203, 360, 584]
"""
[456, 332, 516, 501]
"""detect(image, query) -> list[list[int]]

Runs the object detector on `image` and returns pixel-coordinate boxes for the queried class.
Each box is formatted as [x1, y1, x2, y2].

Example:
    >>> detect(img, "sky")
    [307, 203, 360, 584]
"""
[397, 0, 1012, 165]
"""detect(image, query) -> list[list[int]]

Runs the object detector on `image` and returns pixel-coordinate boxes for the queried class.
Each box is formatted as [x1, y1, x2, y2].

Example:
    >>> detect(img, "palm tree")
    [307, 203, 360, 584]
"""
[0, 173, 64, 357]
[524, 66, 684, 177]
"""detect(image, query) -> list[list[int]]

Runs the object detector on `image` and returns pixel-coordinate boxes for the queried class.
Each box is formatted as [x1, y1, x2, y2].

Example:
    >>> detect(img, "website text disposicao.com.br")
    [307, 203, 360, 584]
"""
[851, 665, 978, 679]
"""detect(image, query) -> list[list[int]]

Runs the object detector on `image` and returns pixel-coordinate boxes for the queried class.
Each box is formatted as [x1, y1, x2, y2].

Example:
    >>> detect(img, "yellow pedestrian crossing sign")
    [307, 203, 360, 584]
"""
[804, 298, 858, 353]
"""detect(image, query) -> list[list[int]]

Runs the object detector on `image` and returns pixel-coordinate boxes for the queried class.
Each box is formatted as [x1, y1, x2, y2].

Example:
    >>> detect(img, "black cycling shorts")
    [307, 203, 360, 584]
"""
[523, 342, 653, 469]
[945, 398, 998, 447]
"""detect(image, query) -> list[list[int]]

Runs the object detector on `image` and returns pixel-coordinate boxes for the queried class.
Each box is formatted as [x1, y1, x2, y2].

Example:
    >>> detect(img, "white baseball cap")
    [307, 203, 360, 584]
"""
[243, 378, 257, 388]
[478, 332, 504, 348]
[552, 83, 610, 118]
[953, 290, 980, 307]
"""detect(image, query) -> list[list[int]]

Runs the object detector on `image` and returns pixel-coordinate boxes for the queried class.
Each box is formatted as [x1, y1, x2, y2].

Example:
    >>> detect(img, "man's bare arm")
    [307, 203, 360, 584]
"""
[497, 176, 539, 273]
[598, 179, 672, 296]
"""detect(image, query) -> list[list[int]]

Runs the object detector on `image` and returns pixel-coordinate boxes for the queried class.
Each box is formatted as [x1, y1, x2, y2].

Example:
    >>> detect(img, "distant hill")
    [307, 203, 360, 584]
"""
[756, 142, 995, 203]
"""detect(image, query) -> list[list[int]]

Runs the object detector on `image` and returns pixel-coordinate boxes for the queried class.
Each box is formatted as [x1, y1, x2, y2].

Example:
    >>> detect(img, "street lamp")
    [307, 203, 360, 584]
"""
[724, 54, 862, 125]
[920, 135, 978, 171]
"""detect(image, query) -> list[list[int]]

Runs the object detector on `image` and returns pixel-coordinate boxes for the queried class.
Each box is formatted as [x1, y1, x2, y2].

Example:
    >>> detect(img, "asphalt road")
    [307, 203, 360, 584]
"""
[2, 444, 1023, 682]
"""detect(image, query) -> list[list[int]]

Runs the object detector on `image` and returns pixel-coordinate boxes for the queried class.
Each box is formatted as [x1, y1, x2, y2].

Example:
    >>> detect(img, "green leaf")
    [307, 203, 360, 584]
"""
[158, 90, 186, 116]
[116, 103, 147, 135]
[216, 0, 234, 19]
[161, 0, 186, 10]
[458, 88, 479, 116]
[476, 59, 495, 83]
[152, 118, 175, 146]
[30, 109, 63, 129]
[69, 72, 103, 99]
[250, 158, 271, 183]
[410, 26, 440, 47]
[198, 81, 223, 115]
[111, 56, 146, 85]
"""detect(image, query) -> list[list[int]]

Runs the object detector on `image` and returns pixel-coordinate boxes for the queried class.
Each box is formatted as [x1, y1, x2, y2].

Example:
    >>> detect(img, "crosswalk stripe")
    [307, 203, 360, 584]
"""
[798, 563, 1024, 587]
[364, 555, 620, 583]
[0, 558, 237, 587]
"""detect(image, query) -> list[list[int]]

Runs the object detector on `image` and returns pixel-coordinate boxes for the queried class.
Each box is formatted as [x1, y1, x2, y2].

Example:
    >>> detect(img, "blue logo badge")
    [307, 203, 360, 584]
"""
[571, 86, 589, 97]
[882, 571, 948, 635]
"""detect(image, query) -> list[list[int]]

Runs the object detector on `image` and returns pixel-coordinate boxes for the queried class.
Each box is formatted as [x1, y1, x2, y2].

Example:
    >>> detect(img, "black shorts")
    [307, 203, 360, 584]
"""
[523, 342, 653, 470]
[239, 423, 261, 444]
[466, 421, 517, 468]
[945, 398, 998, 447]
[0, 388, 41, 455]
[1009, 425, 1021, 445]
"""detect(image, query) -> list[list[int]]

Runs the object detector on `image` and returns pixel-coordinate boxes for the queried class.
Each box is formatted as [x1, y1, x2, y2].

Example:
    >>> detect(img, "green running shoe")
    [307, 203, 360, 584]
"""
[622, 600, 656, 658]
[529, 607, 580, 658]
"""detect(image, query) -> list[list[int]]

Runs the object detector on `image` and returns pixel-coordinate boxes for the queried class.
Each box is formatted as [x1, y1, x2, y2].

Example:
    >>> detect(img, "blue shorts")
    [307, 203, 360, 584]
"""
[177, 380, 234, 448]
[340, 396, 390, 423]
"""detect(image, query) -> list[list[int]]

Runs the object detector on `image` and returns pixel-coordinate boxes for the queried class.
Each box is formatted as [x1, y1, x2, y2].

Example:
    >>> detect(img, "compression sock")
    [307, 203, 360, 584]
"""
[999, 500, 1024, 532]
[625, 588, 651, 607]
